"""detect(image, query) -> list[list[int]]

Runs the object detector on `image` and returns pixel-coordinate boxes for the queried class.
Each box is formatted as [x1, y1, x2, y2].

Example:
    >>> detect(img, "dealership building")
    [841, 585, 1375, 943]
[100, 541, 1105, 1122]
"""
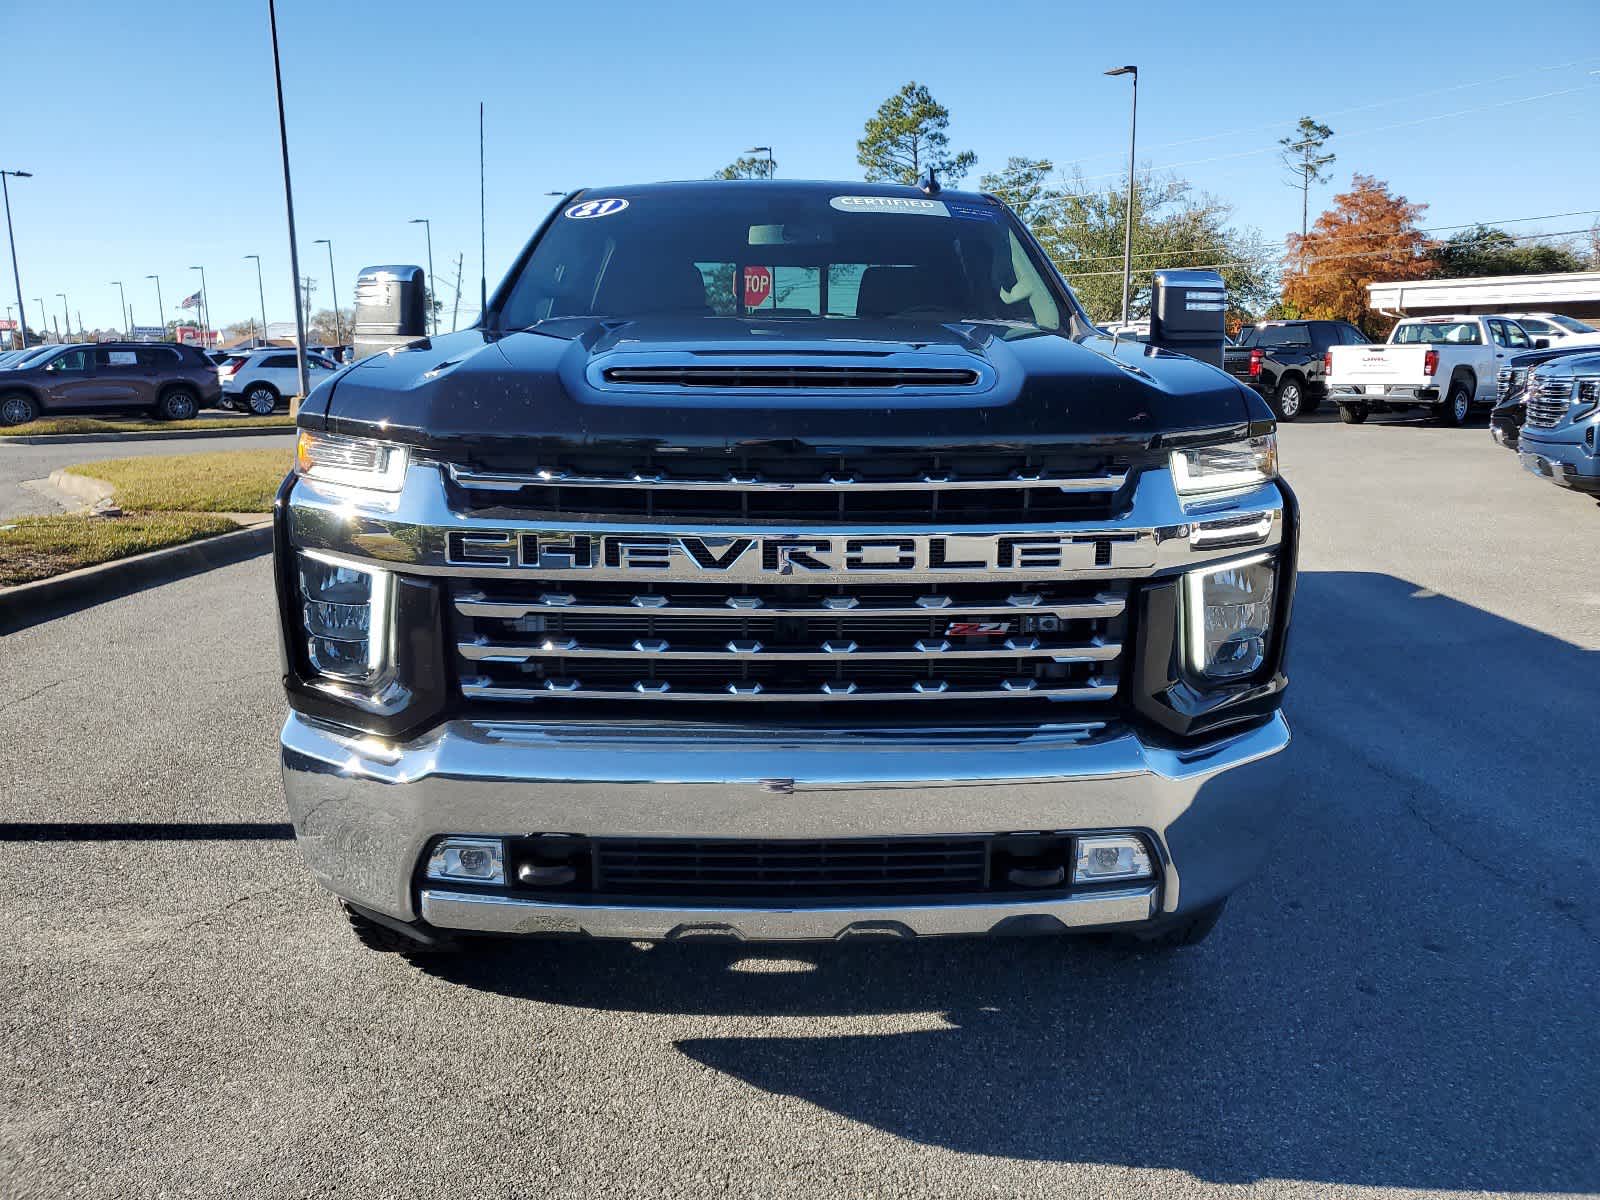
[1367, 271, 1600, 321]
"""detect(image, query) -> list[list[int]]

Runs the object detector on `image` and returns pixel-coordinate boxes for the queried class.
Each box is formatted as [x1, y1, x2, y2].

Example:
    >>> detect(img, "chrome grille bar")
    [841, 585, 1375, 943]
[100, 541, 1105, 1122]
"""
[453, 590, 1127, 621]
[448, 463, 1129, 494]
[459, 638, 1121, 664]
[460, 677, 1119, 703]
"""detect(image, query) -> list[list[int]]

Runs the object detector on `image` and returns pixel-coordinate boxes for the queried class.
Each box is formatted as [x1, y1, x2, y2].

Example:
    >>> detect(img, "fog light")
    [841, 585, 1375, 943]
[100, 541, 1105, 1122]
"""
[426, 837, 506, 884]
[1073, 836, 1154, 883]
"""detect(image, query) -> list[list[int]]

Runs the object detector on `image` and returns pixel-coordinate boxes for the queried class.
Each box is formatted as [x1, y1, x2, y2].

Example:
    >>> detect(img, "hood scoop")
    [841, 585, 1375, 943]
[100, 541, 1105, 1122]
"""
[601, 363, 981, 389]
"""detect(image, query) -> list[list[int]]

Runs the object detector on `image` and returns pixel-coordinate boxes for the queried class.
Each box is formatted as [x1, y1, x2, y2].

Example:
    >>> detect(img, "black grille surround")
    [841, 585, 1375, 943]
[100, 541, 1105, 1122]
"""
[490, 832, 1103, 901]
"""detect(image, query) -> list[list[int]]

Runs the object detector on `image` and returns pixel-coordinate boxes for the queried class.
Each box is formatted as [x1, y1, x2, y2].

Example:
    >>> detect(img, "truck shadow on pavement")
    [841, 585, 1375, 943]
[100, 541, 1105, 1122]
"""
[427, 570, 1598, 1191]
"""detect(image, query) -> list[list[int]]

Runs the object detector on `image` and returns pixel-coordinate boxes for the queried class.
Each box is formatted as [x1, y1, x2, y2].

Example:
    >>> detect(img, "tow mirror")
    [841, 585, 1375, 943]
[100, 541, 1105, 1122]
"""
[352, 265, 428, 361]
[1533, 338, 1550, 349]
[1149, 269, 1226, 369]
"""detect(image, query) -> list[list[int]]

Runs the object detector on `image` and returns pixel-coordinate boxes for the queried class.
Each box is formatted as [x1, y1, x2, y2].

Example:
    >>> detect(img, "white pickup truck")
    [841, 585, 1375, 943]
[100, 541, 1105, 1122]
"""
[1325, 314, 1533, 426]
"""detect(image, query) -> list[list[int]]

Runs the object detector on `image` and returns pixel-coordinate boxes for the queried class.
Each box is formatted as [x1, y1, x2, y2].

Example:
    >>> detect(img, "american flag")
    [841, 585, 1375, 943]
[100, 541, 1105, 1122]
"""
[180, 291, 202, 308]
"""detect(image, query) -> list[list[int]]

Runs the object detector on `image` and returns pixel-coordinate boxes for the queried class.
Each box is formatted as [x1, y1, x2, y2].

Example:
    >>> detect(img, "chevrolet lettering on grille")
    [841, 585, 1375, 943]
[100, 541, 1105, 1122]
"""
[444, 530, 1155, 579]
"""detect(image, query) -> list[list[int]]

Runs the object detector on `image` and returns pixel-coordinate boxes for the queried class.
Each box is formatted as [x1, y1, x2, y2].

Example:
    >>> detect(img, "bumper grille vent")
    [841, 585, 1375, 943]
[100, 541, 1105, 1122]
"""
[602, 365, 981, 388]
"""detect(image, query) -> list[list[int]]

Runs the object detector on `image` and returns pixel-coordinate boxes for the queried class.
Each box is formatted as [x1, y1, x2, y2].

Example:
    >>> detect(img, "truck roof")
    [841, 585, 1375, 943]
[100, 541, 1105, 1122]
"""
[565, 178, 1000, 208]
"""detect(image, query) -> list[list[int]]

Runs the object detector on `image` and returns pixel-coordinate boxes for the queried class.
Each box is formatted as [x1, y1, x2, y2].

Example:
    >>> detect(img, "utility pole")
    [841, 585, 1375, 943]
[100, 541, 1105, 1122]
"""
[451, 252, 463, 331]
[0, 169, 31, 349]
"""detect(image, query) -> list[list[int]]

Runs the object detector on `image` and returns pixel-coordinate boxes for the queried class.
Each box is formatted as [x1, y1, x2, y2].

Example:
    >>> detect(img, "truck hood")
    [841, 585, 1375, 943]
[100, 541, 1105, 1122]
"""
[301, 317, 1260, 457]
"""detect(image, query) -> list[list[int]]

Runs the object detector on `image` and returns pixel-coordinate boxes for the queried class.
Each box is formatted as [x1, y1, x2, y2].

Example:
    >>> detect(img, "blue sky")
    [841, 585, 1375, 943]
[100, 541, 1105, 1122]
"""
[3, 0, 1597, 335]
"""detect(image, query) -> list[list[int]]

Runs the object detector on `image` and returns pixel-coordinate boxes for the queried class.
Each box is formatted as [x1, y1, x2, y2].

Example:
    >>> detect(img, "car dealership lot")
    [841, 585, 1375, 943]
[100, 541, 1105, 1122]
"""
[2, 417, 1596, 1199]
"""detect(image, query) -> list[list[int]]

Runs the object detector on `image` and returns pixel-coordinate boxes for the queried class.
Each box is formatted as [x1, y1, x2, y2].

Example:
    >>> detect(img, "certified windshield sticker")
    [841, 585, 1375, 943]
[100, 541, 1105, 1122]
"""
[830, 195, 949, 217]
[565, 197, 629, 219]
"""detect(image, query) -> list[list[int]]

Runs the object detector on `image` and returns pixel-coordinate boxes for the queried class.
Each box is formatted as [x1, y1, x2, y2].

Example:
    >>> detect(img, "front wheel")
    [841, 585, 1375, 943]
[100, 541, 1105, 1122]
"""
[1438, 381, 1472, 427]
[1272, 378, 1305, 422]
[0, 392, 40, 426]
[243, 384, 279, 416]
[1338, 402, 1369, 425]
[156, 388, 199, 421]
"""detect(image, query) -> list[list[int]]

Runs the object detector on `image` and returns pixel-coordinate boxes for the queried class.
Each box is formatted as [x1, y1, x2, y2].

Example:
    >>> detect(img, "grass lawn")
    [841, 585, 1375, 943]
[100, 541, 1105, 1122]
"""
[1, 414, 293, 437]
[0, 513, 239, 587]
[65, 448, 293, 513]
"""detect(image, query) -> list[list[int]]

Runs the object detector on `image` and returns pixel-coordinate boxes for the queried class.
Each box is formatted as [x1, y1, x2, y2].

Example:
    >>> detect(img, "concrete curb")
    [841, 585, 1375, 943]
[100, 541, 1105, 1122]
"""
[2, 424, 294, 445]
[0, 521, 273, 632]
[46, 469, 115, 508]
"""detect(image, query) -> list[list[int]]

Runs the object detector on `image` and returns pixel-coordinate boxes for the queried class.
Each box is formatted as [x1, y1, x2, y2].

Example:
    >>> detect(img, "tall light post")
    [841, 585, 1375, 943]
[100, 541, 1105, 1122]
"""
[33, 298, 47, 342]
[244, 254, 268, 345]
[190, 265, 210, 347]
[1104, 64, 1138, 326]
[746, 145, 774, 178]
[110, 280, 128, 338]
[145, 274, 165, 340]
[409, 218, 435, 335]
[1, 169, 31, 349]
[56, 292, 70, 342]
[313, 238, 341, 347]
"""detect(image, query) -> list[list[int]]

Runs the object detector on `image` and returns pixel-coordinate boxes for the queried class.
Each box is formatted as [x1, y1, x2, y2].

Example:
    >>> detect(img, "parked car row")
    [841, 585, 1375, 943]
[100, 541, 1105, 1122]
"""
[1488, 342, 1600, 496]
[0, 341, 350, 424]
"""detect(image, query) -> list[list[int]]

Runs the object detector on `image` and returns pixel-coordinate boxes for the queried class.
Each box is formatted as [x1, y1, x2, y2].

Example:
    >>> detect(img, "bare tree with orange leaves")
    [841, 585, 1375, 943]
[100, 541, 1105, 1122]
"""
[1283, 175, 1435, 338]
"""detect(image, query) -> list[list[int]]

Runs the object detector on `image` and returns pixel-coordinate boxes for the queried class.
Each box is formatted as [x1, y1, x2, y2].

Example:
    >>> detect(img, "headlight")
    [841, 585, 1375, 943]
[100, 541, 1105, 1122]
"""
[295, 430, 408, 492]
[298, 552, 392, 683]
[1577, 377, 1600, 417]
[1170, 433, 1277, 497]
[1185, 554, 1276, 680]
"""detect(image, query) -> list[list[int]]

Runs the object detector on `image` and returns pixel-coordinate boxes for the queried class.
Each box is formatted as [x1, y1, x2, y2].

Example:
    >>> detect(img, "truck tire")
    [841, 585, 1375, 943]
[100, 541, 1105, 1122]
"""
[1439, 380, 1472, 427]
[0, 392, 40, 426]
[1134, 899, 1228, 949]
[341, 901, 458, 956]
[1272, 376, 1306, 422]
[1338, 402, 1368, 424]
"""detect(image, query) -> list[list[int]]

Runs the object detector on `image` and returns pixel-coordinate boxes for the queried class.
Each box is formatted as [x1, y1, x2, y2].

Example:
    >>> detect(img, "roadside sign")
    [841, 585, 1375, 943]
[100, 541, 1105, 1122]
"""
[743, 265, 772, 309]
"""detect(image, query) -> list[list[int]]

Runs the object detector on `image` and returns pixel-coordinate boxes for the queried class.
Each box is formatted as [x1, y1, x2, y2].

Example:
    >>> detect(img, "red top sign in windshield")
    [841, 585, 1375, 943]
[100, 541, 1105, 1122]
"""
[743, 265, 772, 310]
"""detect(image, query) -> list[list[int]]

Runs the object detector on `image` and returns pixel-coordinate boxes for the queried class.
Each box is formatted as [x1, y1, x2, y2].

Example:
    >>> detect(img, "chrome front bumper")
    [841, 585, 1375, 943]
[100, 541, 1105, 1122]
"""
[281, 710, 1292, 940]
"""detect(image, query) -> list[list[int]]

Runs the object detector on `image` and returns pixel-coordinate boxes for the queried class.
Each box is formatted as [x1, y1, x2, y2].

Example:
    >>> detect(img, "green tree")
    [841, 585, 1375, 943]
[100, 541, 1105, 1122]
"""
[978, 157, 1057, 227]
[1017, 170, 1275, 327]
[714, 154, 776, 180]
[1431, 224, 1588, 278]
[856, 82, 975, 185]
[309, 307, 355, 345]
[1279, 116, 1335, 243]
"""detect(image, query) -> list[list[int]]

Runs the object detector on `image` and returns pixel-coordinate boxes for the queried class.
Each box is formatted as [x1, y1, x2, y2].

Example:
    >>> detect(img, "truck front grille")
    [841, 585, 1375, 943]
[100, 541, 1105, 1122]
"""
[447, 448, 1135, 524]
[450, 578, 1127, 709]
[1526, 377, 1571, 429]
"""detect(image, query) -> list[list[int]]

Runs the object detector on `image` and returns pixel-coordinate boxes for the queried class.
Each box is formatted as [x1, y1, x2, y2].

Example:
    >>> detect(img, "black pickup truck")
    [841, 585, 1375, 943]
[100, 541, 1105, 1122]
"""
[275, 179, 1296, 957]
[1225, 319, 1368, 421]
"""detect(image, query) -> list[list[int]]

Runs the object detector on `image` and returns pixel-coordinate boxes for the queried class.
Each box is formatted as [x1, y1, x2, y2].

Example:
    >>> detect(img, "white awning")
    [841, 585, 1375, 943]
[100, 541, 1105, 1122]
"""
[1368, 272, 1600, 318]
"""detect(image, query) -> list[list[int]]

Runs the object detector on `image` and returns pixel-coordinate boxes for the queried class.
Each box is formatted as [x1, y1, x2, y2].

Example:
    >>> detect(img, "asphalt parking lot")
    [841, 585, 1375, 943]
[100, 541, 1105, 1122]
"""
[2, 415, 1597, 1199]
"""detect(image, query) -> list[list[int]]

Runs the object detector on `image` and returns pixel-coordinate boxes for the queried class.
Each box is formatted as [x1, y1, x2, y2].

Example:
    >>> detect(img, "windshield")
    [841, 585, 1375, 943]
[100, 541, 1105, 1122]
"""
[1392, 320, 1480, 345]
[1550, 314, 1596, 334]
[7, 346, 61, 368]
[498, 188, 1065, 332]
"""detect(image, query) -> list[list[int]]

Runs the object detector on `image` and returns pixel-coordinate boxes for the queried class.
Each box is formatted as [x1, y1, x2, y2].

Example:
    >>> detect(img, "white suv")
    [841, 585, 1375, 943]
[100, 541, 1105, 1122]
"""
[1498, 312, 1598, 346]
[220, 350, 338, 414]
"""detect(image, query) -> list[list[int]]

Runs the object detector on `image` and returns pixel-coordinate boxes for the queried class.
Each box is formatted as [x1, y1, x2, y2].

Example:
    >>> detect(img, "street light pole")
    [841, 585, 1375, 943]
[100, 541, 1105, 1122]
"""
[746, 145, 774, 178]
[313, 239, 341, 348]
[33, 298, 46, 342]
[409, 218, 435, 335]
[56, 292, 69, 342]
[145, 274, 165, 340]
[1, 169, 32, 349]
[244, 255, 268, 345]
[111, 281, 128, 338]
[191, 265, 210, 348]
[1104, 65, 1138, 326]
